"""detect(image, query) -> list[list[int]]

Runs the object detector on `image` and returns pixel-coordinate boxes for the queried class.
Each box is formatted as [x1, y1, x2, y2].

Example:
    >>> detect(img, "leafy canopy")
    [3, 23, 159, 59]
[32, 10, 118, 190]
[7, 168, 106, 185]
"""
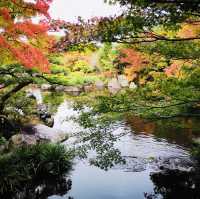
[0, 0, 53, 72]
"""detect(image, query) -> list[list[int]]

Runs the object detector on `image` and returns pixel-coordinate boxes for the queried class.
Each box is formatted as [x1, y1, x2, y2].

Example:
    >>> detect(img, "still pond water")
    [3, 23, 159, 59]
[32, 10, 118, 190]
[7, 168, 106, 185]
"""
[47, 101, 200, 199]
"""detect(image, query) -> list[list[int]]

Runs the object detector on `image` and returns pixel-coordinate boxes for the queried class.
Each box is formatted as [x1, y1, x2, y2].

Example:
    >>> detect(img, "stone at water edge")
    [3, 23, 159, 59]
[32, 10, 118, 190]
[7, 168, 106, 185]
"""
[84, 84, 94, 92]
[108, 78, 122, 94]
[41, 84, 52, 91]
[117, 75, 129, 87]
[55, 85, 65, 92]
[193, 137, 200, 145]
[64, 86, 83, 96]
[9, 134, 37, 147]
[33, 124, 68, 143]
[129, 82, 137, 89]
[95, 80, 105, 90]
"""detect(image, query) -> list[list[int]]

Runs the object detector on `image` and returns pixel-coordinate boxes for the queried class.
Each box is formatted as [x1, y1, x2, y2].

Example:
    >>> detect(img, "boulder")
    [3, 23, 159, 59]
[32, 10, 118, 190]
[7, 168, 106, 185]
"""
[55, 85, 65, 92]
[108, 78, 121, 94]
[21, 124, 68, 144]
[95, 80, 105, 90]
[10, 134, 37, 147]
[41, 84, 52, 91]
[193, 137, 200, 145]
[129, 82, 137, 89]
[0, 84, 5, 89]
[64, 86, 83, 96]
[117, 75, 129, 87]
[33, 124, 68, 143]
[84, 84, 94, 92]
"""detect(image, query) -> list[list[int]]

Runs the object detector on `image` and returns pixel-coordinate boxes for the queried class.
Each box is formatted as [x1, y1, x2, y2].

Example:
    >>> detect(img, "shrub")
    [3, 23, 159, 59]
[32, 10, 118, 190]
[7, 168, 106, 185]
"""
[0, 143, 73, 196]
[50, 64, 70, 75]
[73, 60, 94, 73]
[191, 143, 200, 162]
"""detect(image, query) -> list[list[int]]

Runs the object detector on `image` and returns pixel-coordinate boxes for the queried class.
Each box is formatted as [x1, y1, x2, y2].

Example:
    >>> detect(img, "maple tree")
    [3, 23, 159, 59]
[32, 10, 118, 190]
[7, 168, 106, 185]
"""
[0, 0, 55, 117]
[0, 0, 53, 72]
[119, 48, 148, 81]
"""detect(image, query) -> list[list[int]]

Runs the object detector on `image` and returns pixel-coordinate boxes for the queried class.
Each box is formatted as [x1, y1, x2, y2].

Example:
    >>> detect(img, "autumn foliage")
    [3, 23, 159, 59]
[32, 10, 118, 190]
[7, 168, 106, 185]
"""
[0, 0, 53, 72]
[120, 48, 148, 81]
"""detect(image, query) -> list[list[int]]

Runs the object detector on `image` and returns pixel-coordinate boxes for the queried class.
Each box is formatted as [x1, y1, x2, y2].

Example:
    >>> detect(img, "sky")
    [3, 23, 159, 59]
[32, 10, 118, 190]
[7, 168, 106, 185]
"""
[49, 0, 121, 22]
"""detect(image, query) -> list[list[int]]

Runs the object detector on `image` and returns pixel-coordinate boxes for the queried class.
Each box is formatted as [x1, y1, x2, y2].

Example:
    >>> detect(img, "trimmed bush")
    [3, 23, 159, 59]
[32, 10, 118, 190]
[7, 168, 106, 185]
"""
[0, 143, 73, 196]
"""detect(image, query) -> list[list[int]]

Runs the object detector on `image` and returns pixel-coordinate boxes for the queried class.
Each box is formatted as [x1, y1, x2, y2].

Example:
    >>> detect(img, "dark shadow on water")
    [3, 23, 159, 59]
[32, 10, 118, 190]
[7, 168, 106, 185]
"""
[144, 163, 200, 199]
[1, 176, 72, 199]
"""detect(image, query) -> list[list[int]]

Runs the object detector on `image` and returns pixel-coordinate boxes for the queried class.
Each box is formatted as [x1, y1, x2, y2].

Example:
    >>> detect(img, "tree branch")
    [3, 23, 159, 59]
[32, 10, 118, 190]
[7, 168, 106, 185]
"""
[0, 80, 33, 113]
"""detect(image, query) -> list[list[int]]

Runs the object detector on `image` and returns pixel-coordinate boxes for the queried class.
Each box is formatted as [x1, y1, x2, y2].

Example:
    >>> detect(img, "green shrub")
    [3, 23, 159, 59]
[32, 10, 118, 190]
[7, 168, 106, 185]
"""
[98, 43, 119, 71]
[0, 137, 6, 145]
[49, 56, 63, 65]
[191, 144, 200, 162]
[50, 64, 70, 75]
[45, 72, 100, 86]
[0, 143, 73, 196]
[73, 60, 94, 73]
[67, 72, 99, 85]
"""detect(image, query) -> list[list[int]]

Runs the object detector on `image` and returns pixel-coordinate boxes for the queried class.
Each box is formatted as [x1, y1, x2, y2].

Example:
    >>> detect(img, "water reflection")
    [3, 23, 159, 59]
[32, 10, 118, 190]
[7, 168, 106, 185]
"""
[145, 164, 200, 199]
[5, 98, 199, 199]
[2, 176, 72, 199]
[49, 119, 198, 199]
[126, 116, 200, 147]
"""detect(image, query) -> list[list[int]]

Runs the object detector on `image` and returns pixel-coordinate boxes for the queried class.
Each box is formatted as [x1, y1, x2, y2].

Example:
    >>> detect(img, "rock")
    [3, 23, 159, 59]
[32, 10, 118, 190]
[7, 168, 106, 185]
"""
[33, 124, 68, 143]
[95, 80, 105, 90]
[10, 134, 37, 147]
[41, 84, 52, 91]
[129, 82, 137, 89]
[21, 124, 68, 144]
[10, 134, 24, 146]
[37, 104, 48, 113]
[108, 78, 121, 94]
[45, 117, 54, 127]
[64, 86, 83, 96]
[37, 104, 53, 127]
[84, 84, 94, 92]
[193, 137, 200, 145]
[117, 75, 129, 87]
[55, 85, 65, 92]
[23, 134, 37, 145]
[26, 88, 43, 105]
[0, 144, 7, 153]
[0, 84, 5, 89]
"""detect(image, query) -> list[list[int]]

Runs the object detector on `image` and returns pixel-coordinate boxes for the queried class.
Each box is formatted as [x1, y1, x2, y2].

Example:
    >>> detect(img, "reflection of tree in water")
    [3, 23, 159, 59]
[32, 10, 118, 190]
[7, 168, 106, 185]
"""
[2, 176, 72, 199]
[145, 165, 200, 199]
[126, 116, 200, 147]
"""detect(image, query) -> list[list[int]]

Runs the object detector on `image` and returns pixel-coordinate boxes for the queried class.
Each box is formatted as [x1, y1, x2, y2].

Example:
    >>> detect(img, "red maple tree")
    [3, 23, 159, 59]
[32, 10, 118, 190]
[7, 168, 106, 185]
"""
[0, 0, 54, 73]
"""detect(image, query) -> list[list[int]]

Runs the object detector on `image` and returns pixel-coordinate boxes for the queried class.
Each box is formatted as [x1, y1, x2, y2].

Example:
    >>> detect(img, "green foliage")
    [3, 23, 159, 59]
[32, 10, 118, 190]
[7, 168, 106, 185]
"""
[43, 92, 65, 113]
[50, 64, 70, 75]
[67, 43, 98, 52]
[98, 43, 119, 71]
[72, 102, 126, 170]
[139, 41, 200, 60]
[45, 72, 100, 86]
[0, 137, 6, 146]
[83, 63, 200, 120]
[0, 143, 73, 195]
[49, 56, 63, 65]
[191, 144, 200, 162]
[73, 60, 94, 73]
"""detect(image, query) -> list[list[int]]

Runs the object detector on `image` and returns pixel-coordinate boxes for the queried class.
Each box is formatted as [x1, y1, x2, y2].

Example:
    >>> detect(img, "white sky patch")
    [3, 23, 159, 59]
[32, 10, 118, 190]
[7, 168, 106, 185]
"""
[49, 0, 122, 22]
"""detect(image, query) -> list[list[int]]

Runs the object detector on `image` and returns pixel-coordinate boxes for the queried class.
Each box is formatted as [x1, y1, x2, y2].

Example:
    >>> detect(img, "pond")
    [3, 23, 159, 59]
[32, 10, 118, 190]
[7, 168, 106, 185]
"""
[46, 101, 200, 199]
